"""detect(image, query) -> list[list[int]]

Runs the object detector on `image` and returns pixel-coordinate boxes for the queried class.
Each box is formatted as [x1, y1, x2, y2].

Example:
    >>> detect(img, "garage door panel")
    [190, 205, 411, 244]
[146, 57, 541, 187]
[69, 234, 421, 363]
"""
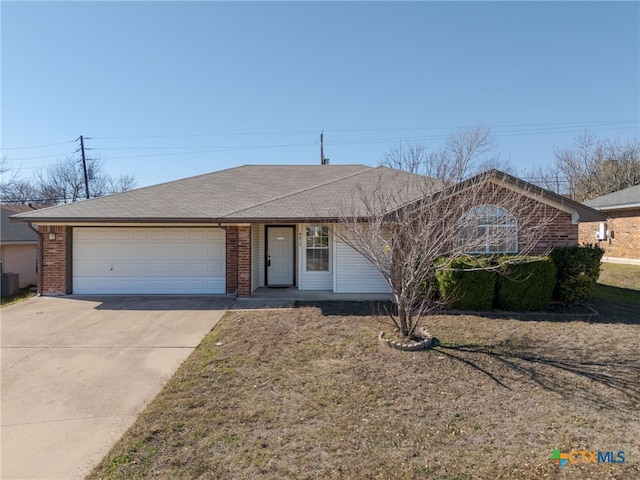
[73, 227, 226, 294]
[132, 230, 149, 241]
[113, 230, 131, 240]
[150, 231, 168, 241]
[93, 230, 113, 241]
[208, 262, 225, 275]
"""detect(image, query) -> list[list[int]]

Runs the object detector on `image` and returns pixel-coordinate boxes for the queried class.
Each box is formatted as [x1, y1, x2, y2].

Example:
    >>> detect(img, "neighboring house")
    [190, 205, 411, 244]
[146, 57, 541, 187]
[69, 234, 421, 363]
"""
[10, 165, 605, 297]
[579, 184, 640, 265]
[1, 204, 40, 288]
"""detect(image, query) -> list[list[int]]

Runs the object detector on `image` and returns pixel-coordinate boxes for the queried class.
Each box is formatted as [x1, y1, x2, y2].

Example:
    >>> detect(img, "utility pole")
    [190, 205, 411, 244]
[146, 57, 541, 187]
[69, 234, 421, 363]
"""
[77, 135, 90, 199]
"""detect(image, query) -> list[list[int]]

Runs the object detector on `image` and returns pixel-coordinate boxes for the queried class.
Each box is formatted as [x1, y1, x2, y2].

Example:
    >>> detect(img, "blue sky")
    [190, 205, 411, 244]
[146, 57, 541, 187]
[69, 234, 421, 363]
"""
[2, 1, 639, 188]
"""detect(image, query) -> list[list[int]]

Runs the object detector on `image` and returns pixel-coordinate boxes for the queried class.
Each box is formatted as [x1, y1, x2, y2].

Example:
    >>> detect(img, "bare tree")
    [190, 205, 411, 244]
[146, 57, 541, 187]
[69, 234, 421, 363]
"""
[1, 177, 40, 204]
[91, 172, 137, 198]
[334, 169, 557, 341]
[549, 131, 640, 201]
[521, 165, 568, 195]
[2, 156, 137, 204]
[0, 157, 38, 204]
[33, 157, 88, 203]
[380, 125, 511, 182]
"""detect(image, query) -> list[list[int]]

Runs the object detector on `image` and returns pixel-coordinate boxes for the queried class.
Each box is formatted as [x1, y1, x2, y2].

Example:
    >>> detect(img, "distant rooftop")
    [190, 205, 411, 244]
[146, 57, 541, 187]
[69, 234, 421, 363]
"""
[584, 184, 640, 210]
[1, 205, 40, 243]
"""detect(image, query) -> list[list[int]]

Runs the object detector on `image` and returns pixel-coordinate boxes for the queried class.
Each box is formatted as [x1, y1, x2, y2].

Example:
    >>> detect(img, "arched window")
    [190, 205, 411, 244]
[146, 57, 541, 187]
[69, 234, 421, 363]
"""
[459, 205, 518, 253]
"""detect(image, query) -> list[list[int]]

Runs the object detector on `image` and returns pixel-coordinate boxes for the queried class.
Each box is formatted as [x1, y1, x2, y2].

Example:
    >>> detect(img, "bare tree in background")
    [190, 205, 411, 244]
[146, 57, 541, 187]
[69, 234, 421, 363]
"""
[1, 156, 137, 204]
[381, 125, 511, 182]
[0, 156, 39, 204]
[529, 131, 640, 201]
[555, 132, 640, 201]
[334, 169, 558, 340]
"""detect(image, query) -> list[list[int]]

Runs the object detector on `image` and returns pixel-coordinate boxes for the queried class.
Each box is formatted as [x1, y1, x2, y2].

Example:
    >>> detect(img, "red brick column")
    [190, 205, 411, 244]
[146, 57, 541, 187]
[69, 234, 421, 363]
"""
[237, 226, 252, 297]
[225, 227, 238, 294]
[39, 225, 71, 295]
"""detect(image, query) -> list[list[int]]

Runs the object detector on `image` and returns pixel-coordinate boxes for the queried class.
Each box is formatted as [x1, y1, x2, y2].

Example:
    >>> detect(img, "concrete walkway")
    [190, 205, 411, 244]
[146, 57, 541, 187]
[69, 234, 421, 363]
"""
[1, 295, 233, 480]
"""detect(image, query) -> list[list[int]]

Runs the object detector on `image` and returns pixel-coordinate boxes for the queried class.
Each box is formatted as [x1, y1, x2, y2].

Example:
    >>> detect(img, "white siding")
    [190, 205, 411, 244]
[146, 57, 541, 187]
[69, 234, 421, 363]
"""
[251, 224, 265, 291]
[297, 223, 332, 290]
[333, 235, 390, 294]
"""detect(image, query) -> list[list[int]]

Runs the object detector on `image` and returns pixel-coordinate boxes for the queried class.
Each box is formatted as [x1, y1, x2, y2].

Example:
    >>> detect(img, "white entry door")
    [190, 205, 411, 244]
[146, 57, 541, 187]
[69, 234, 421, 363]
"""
[267, 227, 294, 286]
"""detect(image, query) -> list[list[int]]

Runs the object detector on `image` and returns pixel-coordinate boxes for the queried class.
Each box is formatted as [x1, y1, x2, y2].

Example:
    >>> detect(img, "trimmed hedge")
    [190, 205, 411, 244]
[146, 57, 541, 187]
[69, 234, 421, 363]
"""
[435, 257, 496, 311]
[496, 257, 557, 311]
[550, 244, 604, 304]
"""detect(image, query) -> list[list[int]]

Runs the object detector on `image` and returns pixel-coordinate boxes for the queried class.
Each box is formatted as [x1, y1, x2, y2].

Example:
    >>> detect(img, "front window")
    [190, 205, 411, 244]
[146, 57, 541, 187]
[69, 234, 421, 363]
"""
[459, 205, 517, 253]
[306, 226, 329, 271]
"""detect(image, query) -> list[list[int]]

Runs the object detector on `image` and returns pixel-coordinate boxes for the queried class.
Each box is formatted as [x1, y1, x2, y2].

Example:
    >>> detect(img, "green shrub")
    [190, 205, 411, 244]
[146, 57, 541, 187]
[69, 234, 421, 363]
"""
[495, 257, 557, 311]
[435, 256, 496, 311]
[550, 244, 604, 304]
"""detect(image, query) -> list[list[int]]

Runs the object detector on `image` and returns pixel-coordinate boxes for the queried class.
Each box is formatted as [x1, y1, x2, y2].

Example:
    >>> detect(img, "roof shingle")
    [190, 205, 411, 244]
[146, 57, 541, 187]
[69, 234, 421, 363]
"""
[1, 205, 39, 242]
[10, 165, 433, 222]
[584, 184, 640, 210]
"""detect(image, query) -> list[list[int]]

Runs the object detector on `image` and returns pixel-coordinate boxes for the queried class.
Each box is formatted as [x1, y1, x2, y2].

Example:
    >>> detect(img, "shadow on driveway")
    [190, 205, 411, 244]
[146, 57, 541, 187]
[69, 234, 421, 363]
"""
[69, 295, 235, 311]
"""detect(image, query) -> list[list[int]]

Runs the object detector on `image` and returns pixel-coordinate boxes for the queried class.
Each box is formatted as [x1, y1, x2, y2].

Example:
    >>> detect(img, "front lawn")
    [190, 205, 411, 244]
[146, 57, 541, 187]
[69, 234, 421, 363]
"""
[89, 301, 639, 479]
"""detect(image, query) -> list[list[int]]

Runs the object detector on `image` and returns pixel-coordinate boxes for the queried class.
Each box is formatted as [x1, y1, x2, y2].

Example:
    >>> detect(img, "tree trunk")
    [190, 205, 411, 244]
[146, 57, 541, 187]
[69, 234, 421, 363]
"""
[398, 307, 409, 338]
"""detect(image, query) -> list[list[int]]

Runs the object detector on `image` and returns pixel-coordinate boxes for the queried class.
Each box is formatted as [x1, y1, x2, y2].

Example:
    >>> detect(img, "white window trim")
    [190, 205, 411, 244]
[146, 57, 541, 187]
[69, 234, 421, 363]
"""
[461, 205, 518, 254]
[305, 225, 331, 272]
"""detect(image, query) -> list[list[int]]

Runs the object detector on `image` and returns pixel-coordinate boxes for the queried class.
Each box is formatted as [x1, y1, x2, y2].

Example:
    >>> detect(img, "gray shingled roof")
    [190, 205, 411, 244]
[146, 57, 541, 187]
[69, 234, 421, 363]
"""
[9, 164, 605, 223]
[584, 184, 640, 210]
[1, 205, 39, 243]
[10, 165, 431, 223]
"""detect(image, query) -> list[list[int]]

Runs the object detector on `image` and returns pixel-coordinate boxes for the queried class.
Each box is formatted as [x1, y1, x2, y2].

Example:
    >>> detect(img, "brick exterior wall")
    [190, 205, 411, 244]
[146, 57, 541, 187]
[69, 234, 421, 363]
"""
[39, 225, 71, 295]
[530, 210, 578, 254]
[224, 225, 252, 296]
[225, 227, 238, 294]
[237, 226, 252, 297]
[579, 208, 640, 261]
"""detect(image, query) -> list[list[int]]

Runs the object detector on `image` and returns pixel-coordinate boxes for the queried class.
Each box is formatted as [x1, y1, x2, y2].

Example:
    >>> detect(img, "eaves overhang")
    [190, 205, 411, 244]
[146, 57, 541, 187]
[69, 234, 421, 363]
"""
[8, 215, 361, 225]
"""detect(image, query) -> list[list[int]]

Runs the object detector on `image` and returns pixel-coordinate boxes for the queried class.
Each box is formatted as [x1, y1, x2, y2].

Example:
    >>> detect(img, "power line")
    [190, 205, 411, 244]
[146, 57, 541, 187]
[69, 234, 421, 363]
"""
[2, 151, 78, 161]
[86, 119, 638, 141]
[2, 120, 637, 164]
[2, 119, 637, 150]
[0, 140, 76, 150]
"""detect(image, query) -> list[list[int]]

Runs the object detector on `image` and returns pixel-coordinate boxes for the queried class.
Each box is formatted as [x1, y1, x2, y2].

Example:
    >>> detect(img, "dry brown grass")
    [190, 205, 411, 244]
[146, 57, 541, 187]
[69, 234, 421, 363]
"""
[598, 262, 640, 291]
[89, 300, 639, 480]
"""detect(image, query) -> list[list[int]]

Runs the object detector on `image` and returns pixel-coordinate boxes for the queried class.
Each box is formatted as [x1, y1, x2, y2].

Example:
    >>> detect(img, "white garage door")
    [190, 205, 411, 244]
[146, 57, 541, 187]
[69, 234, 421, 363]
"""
[73, 227, 226, 294]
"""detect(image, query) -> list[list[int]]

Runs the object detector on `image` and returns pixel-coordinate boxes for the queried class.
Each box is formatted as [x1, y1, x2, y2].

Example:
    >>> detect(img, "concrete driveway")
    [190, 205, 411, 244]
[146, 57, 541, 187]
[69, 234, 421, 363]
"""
[1, 295, 233, 480]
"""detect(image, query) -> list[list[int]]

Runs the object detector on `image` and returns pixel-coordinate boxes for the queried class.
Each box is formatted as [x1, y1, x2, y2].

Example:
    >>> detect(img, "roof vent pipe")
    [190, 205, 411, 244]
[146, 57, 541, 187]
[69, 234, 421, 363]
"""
[320, 131, 329, 165]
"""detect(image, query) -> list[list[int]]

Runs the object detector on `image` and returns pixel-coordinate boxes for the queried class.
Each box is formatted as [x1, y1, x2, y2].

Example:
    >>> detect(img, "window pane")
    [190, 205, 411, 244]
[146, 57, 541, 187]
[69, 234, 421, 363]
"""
[306, 248, 329, 271]
[460, 205, 517, 254]
[306, 225, 329, 271]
